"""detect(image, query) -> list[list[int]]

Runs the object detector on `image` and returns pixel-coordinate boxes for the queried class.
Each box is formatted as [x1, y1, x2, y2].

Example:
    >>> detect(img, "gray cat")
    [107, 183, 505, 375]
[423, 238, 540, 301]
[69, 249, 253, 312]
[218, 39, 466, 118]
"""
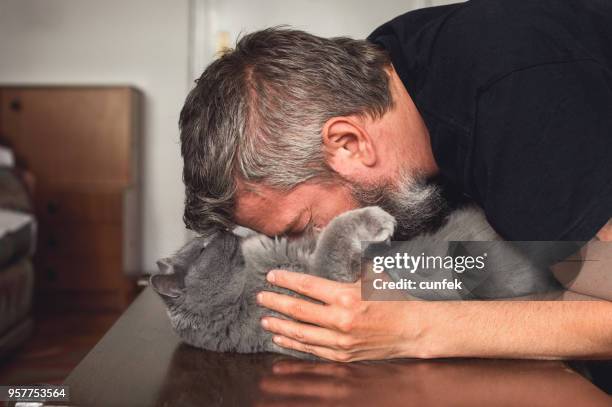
[151, 206, 395, 359]
[151, 205, 560, 358]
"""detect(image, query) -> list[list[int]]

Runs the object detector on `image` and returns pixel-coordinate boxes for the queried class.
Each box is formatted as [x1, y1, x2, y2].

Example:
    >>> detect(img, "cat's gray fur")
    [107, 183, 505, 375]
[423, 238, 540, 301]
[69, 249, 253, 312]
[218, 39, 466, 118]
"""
[151, 205, 560, 358]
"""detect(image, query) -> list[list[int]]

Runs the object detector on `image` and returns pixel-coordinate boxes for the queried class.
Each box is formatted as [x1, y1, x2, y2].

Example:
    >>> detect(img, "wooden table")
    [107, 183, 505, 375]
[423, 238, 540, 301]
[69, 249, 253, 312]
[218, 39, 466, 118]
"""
[63, 287, 612, 406]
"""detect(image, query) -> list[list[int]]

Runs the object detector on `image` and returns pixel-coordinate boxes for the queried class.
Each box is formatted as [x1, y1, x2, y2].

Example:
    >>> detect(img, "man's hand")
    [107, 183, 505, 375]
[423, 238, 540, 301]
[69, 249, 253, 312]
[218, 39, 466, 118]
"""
[256, 270, 424, 362]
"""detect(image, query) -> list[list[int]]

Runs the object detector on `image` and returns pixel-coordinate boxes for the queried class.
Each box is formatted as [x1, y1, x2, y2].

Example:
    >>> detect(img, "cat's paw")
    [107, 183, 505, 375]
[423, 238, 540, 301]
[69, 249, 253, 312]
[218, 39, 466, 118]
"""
[357, 206, 396, 242]
[335, 206, 396, 243]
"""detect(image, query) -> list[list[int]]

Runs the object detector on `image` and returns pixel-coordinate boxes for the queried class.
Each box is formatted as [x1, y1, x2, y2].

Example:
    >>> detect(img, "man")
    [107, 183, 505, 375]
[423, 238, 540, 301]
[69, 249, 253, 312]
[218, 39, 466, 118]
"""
[179, 0, 612, 361]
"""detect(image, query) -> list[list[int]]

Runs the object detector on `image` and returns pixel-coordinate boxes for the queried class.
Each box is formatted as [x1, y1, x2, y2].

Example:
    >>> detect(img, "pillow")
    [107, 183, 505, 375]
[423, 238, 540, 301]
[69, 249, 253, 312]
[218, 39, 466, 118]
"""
[0, 209, 36, 268]
[0, 168, 32, 213]
[0, 146, 15, 167]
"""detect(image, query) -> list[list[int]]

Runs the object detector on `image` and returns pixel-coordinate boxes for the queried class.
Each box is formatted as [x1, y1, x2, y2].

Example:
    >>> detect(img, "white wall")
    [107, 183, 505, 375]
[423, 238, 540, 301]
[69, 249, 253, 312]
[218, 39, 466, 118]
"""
[192, 0, 457, 77]
[0, 0, 191, 272]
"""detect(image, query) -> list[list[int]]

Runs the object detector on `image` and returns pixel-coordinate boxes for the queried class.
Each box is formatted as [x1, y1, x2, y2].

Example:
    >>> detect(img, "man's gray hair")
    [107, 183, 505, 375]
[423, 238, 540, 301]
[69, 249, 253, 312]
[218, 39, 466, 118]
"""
[180, 27, 393, 235]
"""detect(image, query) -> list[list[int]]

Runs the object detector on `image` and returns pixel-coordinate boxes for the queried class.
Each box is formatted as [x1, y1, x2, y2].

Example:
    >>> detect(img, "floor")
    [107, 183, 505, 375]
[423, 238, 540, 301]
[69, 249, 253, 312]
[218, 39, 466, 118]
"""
[0, 311, 121, 385]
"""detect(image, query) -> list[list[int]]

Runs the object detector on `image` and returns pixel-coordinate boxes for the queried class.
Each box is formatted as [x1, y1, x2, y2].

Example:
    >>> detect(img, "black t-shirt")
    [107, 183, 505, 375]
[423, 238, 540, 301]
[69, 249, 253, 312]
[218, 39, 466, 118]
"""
[368, 0, 612, 240]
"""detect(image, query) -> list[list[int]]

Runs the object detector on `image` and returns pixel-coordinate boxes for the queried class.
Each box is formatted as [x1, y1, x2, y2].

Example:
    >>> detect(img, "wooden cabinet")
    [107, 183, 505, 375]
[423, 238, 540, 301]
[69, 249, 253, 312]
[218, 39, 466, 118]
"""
[0, 86, 141, 311]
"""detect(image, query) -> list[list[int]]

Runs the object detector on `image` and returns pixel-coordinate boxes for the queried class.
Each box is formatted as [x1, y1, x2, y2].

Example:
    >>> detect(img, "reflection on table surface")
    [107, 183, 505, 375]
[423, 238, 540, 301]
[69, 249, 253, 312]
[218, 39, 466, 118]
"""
[157, 346, 611, 407]
[65, 288, 610, 407]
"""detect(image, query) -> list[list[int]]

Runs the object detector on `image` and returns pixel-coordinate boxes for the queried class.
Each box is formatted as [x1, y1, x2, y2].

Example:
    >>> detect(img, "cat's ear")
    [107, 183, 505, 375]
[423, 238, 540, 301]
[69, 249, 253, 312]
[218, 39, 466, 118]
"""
[150, 273, 182, 299]
[157, 258, 174, 274]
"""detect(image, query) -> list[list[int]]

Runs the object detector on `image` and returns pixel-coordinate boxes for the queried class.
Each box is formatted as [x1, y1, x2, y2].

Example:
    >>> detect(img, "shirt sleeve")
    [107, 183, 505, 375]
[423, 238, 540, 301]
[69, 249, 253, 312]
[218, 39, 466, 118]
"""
[471, 59, 612, 241]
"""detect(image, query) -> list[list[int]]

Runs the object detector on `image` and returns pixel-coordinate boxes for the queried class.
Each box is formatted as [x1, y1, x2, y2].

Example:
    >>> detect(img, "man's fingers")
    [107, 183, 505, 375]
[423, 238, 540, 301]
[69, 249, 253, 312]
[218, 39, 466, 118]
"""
[257, 291, 339, 328]
[272, 335, 354, 362]
[262, 317, 355, 350]
[259, 375, 349, 399]
[271, 360, 352, 377]
[267, 269, 350, 304]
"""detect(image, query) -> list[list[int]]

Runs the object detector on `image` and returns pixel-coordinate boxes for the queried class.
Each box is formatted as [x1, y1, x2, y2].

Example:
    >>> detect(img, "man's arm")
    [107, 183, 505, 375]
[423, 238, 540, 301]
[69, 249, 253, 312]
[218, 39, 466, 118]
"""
[426, 222, 612, 359]
[257, 266, 612, 361]
[552, 220, 612, 300]
[423, 301, 612, 360]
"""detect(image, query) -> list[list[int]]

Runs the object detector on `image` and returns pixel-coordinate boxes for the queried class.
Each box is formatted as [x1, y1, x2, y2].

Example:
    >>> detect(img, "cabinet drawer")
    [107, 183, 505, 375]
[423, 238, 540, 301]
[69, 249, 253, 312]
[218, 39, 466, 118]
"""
[36, 188, 123, 223]
[0, 87, 137, 185]
[38, 221, 122, 259]
[34, 253, 127, 291]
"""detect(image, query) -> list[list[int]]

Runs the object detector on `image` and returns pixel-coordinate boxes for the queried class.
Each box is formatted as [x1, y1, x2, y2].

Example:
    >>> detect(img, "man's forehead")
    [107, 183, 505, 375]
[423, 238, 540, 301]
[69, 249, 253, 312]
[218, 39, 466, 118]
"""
[233, 183, 298, 234]
[234, 188, 273, 223]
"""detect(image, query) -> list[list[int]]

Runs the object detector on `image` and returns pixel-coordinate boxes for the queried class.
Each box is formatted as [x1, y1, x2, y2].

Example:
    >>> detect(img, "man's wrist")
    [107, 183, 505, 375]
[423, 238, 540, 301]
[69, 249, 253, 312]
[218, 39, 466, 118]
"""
[398, 301, 461, 359]
[401, 301, 535, 359]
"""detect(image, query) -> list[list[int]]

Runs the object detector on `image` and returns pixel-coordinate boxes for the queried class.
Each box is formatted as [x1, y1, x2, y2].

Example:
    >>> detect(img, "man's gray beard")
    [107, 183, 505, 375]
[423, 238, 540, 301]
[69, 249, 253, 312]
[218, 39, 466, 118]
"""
[348, 171, 450, 239]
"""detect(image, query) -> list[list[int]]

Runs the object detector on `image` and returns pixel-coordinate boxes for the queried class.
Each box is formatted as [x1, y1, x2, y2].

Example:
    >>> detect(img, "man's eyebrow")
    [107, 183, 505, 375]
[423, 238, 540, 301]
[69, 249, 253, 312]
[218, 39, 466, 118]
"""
[280, 212, 306, 236]
[280, 215, 301, 236]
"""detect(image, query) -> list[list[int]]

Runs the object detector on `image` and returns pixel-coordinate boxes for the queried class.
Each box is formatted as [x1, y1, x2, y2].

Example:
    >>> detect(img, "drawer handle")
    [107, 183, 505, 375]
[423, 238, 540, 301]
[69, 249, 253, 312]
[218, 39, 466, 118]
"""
[10, 99, 22, 112]
[46, 268, 58, 282]
[47, 236, 58, 248]
[47, 201, 59, 214]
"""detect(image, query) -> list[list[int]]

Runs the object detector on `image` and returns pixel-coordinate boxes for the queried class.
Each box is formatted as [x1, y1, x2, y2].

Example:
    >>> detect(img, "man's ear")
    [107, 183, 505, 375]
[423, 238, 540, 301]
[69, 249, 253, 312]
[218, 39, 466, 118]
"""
[322, 117, 377, 176]
[150, 273, 182, 299]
